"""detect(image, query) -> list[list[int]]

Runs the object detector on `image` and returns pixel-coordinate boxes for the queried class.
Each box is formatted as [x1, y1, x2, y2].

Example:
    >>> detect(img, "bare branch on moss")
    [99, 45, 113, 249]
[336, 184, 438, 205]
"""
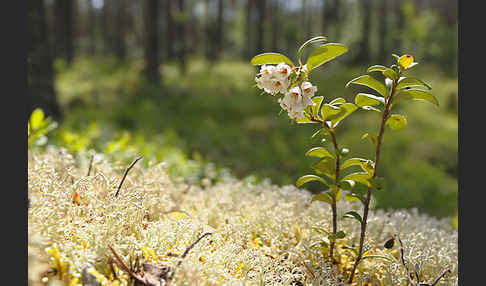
[115, 156, 143, 197]
[87, 154, 94, 176]
[430, 268, 451, 286]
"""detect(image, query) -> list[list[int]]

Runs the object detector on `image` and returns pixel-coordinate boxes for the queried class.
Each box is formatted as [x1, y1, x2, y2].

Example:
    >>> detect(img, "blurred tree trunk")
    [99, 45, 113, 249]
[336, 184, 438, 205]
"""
[332, 0, 342, 41]
[378, 0, 388, 63]
[88, 0, 96, 56]
[355, 0, 371, 63]
[322, 0, 330, 36]
[177, 0, 187, 74]
[271, 0, 279, 50]
[256, 0, 266, 54]
[114, 0, 126, 60]
[244, 0, 253, 59]
[144, 0, 160, 84]
[54, 0, 75, 65]
[216, 0, 224, 58]
[166, 0, 175, 60]
[28, 0, 61, 120]
[392, 0, 405, 53]
[102, 0, 111, 55]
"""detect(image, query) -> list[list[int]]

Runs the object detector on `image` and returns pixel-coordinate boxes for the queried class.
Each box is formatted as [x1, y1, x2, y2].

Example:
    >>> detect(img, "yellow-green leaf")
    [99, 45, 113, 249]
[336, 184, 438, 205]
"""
[346, 75, 388, 97]
[305, 147, 334, 159]
[355, 93, 385, 108]
[394, 89, 439, 107]
[386, 114, 407, 130]
[396, 77, 431, 90]
[306, 43, 348, 71]
[250, 52, 294, 67]
[296, 175, 329, 187]
[297, 36, 328, 62]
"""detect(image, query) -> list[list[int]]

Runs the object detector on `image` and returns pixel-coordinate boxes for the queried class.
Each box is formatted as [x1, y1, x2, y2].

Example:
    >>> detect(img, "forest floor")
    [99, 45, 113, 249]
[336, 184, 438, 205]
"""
[28, 147, 457, 285]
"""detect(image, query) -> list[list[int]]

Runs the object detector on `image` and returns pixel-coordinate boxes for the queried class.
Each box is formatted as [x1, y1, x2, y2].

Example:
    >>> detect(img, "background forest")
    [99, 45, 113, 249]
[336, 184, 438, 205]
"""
[28, 0, 458, 218]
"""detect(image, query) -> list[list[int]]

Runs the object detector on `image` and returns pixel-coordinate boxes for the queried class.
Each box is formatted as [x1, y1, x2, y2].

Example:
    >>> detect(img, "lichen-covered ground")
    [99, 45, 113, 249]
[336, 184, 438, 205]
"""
[28, 148, 458, 285]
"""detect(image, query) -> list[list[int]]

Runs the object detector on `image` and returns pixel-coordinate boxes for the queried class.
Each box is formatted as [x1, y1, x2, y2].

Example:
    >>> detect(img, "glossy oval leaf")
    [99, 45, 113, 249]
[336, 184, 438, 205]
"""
[343, 211, 363, 223]
[306, 43, 348, 71]
[311, 191, 333, 204]
[320, 103, 342, 121]
[329, 97, 346, 105]
[340, 172, 371, 187]
[382, 68, 398, 81]
[396, 77, 432, 90]
[341, 158, 369, 170]
[386, 114, 407, 131]
[312, 157, 336, 179]
[296, 174, 329, 187]
[328, 103, 358, 127]
[367, 65, 388, 73]
[296, 36, 328, 62]
[30, 108, 45, 130]
[310, 96, 325, 119]
[394, 89, 439, 107]
[305, 147, 335, 159]
[345, 75, 388, 97]
[250, 52, 294, 67]
[362, 106, 382, 113]
[355, 93, 385, 107]
[338, 180, 355, 190]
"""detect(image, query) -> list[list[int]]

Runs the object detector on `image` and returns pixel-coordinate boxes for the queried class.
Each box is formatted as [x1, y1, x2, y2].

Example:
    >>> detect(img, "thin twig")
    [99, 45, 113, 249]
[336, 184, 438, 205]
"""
[115, 156, 143, 197]
[179, 232, 213, 261]
[87, 154, 94, 176]
[430, 268, 451, 286]
[168, 232, 213, 281]
[107, 246, 146, 285]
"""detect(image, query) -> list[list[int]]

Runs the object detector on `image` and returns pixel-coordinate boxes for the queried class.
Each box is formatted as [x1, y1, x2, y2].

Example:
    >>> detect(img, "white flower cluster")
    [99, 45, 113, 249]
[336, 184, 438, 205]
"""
[255, 63, 318, 120]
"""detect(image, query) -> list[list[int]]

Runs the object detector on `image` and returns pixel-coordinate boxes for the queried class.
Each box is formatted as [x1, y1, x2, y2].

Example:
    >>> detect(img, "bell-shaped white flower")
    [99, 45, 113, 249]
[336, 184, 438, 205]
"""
[259, 64, 275, 79]
[300, 81, 317, 107]
[274, 62, 292, 80]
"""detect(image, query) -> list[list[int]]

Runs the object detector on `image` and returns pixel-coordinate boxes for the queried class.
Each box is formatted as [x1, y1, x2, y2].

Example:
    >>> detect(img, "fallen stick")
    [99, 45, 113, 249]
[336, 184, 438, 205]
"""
[115, 156, 143, 197]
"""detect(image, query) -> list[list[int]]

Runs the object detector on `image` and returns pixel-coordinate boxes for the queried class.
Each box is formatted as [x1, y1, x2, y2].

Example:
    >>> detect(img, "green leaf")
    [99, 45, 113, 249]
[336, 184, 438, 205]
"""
[341, 158, 368, 170]
[339, 147, 350, 157]
[328, 231, 346, 241]
[320, 104, 341, 121]
[367, 65, 388, 73]
[345, 193, 363, 203]
[305, 147, 335, 159]
[362, 106, 382, 113]
[296, 113, 318, 124]
[386, 114, 407, 131]
[338, 180, 355, 190]
[306, 43, 348, 71]
[394, 89, 439, 107]
[329, 185, 342, 201]
[296, 175, 329, 187]
[328, 103, 357, 127]
[296, 36, 328, 62]
[312, 157, 336, 179]
[345, 75, 388, 97]
[329, 97, 346, 105]
[30, 108, 45, 130]
[382, 68, 398, 81]
[310, 96, 324, 119]
[355, 93, 385, 108]
[396, 77, 432, 90]
[340, 172, 371, 187]
[343, 211, 363, 223]
[250, 52, 294, 67]
[341, 245, 358, 255]
[311, 191, 333, 204]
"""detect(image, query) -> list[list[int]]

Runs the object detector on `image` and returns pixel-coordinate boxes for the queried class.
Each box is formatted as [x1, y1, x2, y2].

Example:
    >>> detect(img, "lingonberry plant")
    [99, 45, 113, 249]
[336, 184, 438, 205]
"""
[251, 39, 440, 283]
[251, 36, 353, 264]
[345, 54, 438, 283]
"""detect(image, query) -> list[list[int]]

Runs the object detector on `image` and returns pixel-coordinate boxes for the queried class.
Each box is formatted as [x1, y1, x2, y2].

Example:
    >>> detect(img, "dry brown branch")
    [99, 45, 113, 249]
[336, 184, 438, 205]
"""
[115, 156, 143, 197]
